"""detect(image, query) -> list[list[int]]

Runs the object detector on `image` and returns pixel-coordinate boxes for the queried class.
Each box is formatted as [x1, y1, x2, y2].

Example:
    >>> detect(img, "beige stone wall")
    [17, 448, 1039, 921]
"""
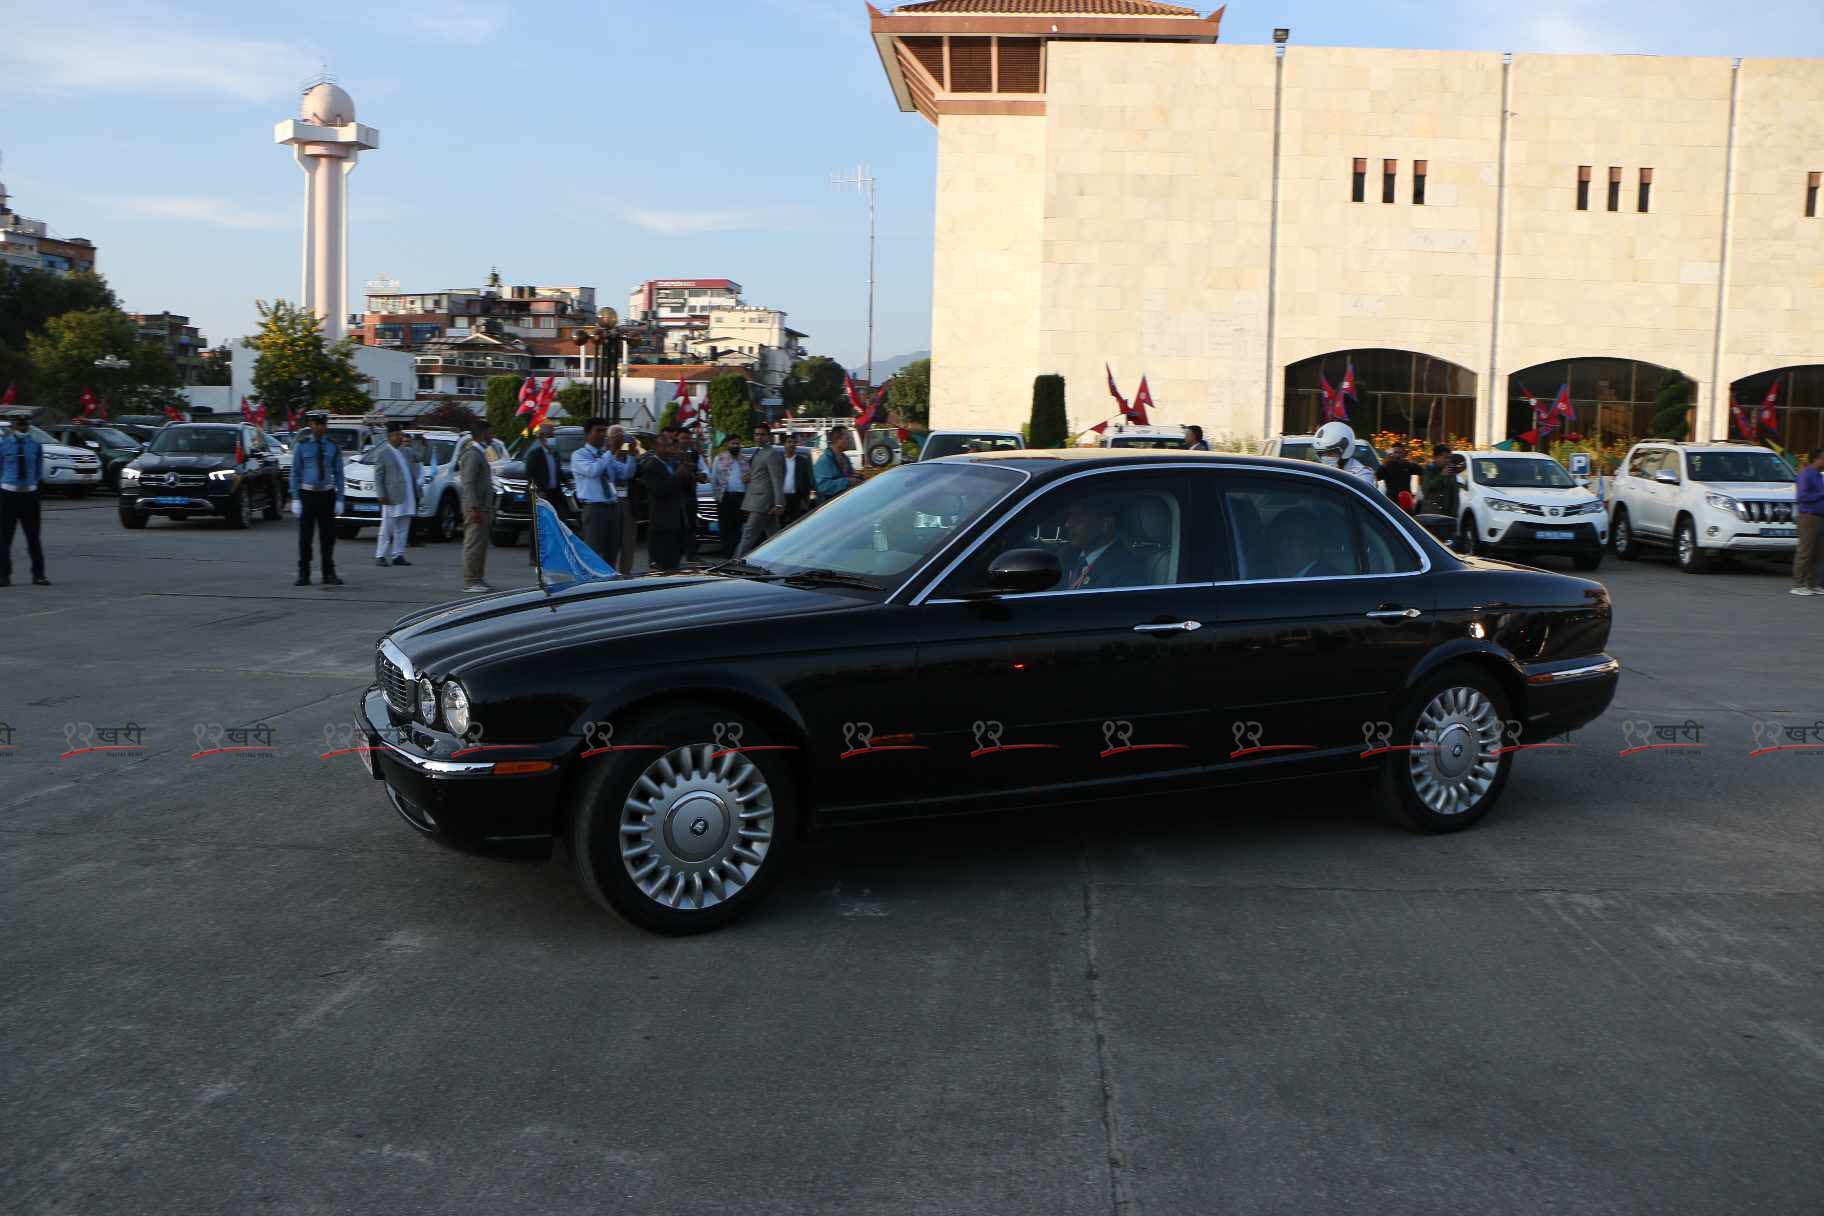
[920, 45, 1824, 445]
[929, 114, 1046, 430]
[1721, 57, 1824, 435]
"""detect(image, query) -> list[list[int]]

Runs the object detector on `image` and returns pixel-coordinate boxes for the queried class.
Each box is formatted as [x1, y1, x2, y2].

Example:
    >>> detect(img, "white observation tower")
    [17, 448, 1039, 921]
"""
[274, 77, 379, 342]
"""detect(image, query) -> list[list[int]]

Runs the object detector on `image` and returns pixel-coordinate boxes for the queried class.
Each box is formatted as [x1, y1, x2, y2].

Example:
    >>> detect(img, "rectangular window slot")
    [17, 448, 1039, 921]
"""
[1638, 167, 1652, 213]
[1807, 171, 1820, 218]
[1412, 160, 1427, 205]
[1382, 158, 1397, 204]
[1607, 166, 1621, 212]
[1577, 165, 1591, 211]
[1352, 157, 1366, 203]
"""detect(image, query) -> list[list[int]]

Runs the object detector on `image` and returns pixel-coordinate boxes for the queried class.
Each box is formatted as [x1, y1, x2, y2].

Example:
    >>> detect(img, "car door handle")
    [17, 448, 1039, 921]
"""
[1133, 620, 1202, 633]
[1365, 608, 1422, 619]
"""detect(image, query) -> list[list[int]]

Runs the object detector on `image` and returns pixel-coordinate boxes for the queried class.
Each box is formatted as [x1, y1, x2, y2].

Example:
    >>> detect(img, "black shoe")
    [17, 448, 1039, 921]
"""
[391, 556, 411, 566]
[323, 574, 344, 586]
[294, 575, 310, 587]
[32, 575, 50, 586]
[376, 557, 390, 567]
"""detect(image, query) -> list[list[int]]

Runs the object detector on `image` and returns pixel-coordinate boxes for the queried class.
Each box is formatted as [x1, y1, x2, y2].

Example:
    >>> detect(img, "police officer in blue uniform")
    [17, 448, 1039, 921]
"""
[290, 411, 345, 586]
[1, 410, 50, 587]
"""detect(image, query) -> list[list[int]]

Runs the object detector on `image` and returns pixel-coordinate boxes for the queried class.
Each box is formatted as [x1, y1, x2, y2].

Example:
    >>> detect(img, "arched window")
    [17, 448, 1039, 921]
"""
[1730, 366, 1824, 455]
[1282, 350, 1477, 442]
[1505, 358, 1692, 446]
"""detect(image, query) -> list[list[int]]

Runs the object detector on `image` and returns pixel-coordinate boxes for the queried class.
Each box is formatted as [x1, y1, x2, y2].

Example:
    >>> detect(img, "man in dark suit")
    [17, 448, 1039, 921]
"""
[524, 421, 566, 565]
[1062, 498, 1148, 589]
[779, 432, 814, 523]
[636, 430, 698, 571]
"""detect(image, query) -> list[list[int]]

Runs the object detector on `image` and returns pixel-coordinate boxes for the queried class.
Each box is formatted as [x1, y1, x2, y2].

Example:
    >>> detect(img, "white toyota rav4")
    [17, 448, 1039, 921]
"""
[1456, 450, 1608, 570]
[1607, 441, 1799, 573]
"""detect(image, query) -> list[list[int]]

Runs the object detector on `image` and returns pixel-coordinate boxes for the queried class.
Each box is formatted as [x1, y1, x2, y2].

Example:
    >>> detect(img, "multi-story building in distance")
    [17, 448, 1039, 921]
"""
[353, 282, 599, 354]
[128, 312, 208, 385]
[681, 307, 809, 391]
[869, 0, 1824, 450]
[0, 179, 98, 275]
[626, 279, 743, 328]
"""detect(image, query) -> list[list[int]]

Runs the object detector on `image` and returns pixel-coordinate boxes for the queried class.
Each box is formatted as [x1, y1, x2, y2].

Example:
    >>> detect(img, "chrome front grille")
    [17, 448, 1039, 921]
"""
[378, 652, 413, 715]
[1743, 500, 1793, 524]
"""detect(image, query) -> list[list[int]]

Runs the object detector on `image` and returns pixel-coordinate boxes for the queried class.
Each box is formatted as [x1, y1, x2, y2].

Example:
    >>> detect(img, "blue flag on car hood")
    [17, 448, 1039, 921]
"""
[533, 496, 617, 589]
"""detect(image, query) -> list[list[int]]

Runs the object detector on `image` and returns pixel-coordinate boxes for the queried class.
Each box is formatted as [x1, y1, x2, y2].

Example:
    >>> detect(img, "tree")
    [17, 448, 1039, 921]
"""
[708, 372, 753, 442]
[484, 374, 525, 436]
[1, 267, 123, 405]
[197, 344, 234, 386]
[243, 300, 370, 420]
[887, 357, 930, 429]
[1648, 372, 1694, 439]
[781, 356, 847, 413]
[555, 383, 593, 423]
[1029, 374, 1068, 448]
[420, 398, 478, 431]
[25, 308, 181, 414]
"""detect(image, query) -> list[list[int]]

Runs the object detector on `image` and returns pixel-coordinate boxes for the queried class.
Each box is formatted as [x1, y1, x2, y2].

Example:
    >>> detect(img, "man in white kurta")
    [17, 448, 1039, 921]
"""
[374, 423, 420, 566]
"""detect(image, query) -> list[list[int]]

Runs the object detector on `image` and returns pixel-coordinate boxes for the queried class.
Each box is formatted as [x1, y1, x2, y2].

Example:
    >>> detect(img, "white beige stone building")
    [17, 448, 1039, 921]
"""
[870, 1, 1824, 451]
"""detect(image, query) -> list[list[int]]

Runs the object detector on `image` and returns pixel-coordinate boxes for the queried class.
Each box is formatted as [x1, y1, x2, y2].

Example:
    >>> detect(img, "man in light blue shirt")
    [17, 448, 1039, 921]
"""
[289, 411, 346, 587]
[0, 411, 49, 586]
[570, 417, 636, 568]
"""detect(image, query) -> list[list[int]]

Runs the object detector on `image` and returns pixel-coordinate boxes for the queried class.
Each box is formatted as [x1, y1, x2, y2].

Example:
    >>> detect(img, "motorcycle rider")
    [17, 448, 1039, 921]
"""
[1312, 420, 1377, 488]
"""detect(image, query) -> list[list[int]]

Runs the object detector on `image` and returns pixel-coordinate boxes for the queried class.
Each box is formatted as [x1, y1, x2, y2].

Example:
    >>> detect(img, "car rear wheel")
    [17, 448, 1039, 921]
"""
[1573, 550, 1604, 571]
[434, 493, 461, 542]
[118, 506, 148, 530]
[261, 477, 282, 520]
[1611, 508, 1640, 560]
[1376, 663, 1514, 833]
[568, 703, 798, 935]
[224, 489, 251, 529]
[490, 524, 519, 547]
[1675, 517, 1713, 573]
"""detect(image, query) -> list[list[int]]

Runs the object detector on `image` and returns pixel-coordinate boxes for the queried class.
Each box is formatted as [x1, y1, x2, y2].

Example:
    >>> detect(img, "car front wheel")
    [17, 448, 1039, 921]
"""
[568, 703, 798, 935]
[434, 494, 461, 542]
[1611, 508, 1639, 560]
[1376, 663, 1514, 833]
[262, 476, 283, 520]
[1675, 517, 1714, 573]
[119, 506, 148, 530]
[1459, 512, 1481, 557]
[224, 489, 251, 529]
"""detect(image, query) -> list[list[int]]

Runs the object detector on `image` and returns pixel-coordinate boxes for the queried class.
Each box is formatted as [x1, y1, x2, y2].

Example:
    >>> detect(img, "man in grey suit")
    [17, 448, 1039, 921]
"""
[735, 429, 781, 558]
[373, 422, 422, 567]
[457, 420, 496, 593]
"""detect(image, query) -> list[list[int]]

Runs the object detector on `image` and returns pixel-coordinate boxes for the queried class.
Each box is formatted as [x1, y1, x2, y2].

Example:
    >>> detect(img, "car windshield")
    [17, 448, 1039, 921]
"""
[922, 434, 1022, 460]
[1471, 458, 1575, 488]
[1685, 450, 1795, 483]
[745, 462, 1023, 586]
[81, 428, 135, 446]
[325, 426, 366, 452]
[150, 427, 237, 454]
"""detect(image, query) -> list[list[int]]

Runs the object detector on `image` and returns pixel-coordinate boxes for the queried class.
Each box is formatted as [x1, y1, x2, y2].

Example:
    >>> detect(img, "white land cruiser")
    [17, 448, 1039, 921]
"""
[915, 429, 1025, 460]
[1456, 450, 1608, 570]
[1098, 424, 1186, 449]
[1607, 441, 1799, 573]
[339, 429, 467, 542]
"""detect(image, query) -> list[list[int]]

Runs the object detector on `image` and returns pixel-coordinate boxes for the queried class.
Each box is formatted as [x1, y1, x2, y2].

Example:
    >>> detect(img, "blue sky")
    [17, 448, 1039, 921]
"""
[2, 0, 1818, 370]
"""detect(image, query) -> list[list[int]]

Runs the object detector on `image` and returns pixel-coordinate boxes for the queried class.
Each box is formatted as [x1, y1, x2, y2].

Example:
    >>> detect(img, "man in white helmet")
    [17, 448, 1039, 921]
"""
[1312, 420, 1376, 488]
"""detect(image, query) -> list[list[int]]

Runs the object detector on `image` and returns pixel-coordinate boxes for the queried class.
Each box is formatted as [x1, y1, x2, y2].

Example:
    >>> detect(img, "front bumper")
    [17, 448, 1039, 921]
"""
[120, 485, 232, 514]
[357, 687, 568, 859]
[1715, 527, 1798, 552]
[1519, 655, 1620, 740]
[44, 467, 102, 488]
[1487, 518, 1605, 552]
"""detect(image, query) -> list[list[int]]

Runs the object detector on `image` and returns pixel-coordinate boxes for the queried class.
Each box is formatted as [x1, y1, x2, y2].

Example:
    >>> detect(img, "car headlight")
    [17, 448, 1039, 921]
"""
[497, 477, 527, 492]
[1703, 492, 1744, 519]
[208, 468, 238, 482]
[439, 680, 470, 738]
[120, 467, 140, 484]
[1487, 498, 1525, 513]
[416, 676, 438, 725]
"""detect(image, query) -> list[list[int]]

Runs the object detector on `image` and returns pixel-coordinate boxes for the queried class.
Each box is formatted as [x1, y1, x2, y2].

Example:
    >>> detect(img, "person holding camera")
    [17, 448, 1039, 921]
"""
[571, 419, 637, 570]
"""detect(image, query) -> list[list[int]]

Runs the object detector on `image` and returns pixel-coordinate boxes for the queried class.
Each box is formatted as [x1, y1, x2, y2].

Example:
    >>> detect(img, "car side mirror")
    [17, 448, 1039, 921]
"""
[984, 548, 1062, 595]
[1655, 469, 1679, 485]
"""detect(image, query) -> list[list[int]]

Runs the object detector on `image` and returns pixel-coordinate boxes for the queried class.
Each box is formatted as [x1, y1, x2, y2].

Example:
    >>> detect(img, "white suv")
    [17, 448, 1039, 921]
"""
[1607, 442, 1799, 573]
[1456, 450, 1608, 570]
[340, 429, 467, 542]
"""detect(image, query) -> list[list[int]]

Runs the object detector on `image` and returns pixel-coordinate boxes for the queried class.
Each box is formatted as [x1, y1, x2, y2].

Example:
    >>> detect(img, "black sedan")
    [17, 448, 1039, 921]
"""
[118, 423, 286, 529]
[47, 423, 145, 489]
[356, 450, 1619, 934]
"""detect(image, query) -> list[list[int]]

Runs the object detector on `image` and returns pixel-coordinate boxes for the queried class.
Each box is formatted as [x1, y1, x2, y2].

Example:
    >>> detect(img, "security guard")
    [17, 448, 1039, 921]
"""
[1, 410, 50, 586]
[290, 411, 345, 586]
[1312, 420, 1377, 488]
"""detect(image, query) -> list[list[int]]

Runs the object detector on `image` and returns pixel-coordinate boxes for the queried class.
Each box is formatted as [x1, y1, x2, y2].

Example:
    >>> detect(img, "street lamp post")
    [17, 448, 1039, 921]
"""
[832, 164, 878, 389]
[570, 308, 625, 426]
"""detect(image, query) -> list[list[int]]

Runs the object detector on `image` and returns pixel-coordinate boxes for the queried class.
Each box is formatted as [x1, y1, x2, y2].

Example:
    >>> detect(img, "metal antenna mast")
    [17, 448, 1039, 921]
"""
[831, 164, 878, 387]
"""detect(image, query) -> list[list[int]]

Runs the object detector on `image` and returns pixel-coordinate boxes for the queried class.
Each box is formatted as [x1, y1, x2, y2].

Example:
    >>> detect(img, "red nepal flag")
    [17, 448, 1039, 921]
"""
[163, 403, 183, 422]
[1549, 383, 1575, 425]
[1104, 363, 1128, 415]
[1759, 381, 1780, 434]
[79, 387, 99, 416]
[515, 376, 538, 416]
[673, 378, 699, 428]
[1521, 385, 1544, 426]
[1, 383, 14, 404]
[1128, 376, 1153, 426]
[855, 383, 885, 432]
[843, 372, 865, 417]
[1730, 396, 1756, 440]
[536, 376, 556, 409]
[239, 396, 253, 423]
[1340, 358, 1359, 404]
[1319, 370, 1347, 422]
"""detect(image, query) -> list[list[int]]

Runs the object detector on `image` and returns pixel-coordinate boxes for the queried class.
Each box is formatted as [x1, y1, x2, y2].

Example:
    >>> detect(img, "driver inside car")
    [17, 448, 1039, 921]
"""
[1274, 509, 1351, 578]
[1063, 497, 1146, 589]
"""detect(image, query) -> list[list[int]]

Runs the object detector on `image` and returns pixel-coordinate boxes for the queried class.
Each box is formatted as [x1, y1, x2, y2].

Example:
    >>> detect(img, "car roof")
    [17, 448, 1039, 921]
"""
[1463, 449, 1553, 458]
[938, 447, 1371, 484]
[163, 422, 240, 430]
[1646, 441, 1775, 452]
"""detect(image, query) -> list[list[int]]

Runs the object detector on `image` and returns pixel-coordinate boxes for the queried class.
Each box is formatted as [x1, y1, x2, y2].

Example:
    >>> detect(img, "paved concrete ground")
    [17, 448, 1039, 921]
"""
[3, 497, 1820, 1215]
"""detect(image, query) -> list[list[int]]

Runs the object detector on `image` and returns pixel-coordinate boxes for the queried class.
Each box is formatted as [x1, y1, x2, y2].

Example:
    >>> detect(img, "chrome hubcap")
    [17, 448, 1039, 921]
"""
[1407, 686, 1503, 816]
[620, 743, 774, 910]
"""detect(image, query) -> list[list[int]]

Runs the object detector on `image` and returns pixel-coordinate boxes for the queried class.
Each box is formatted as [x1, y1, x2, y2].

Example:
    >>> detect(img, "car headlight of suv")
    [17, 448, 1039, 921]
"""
[1703, 492, 1745, 520]
[497, 477, 528, 493]
[119, 467, 140, 484]
[416, 676, 438, 725]
[439, 679, 470, 738]
[1486, 498, 1526, 513]
[208, 468, 238, 482]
